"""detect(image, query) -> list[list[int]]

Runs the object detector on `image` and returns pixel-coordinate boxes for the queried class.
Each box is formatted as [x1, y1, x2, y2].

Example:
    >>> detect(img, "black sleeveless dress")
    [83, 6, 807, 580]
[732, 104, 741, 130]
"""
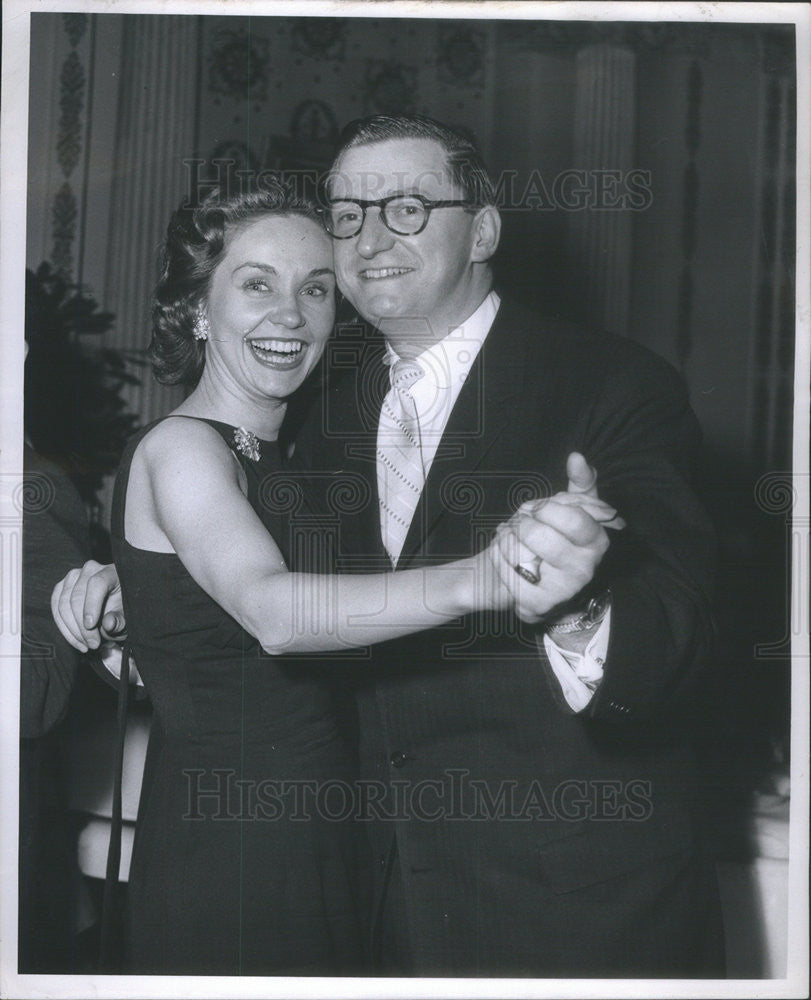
[111, 418, 367, 975]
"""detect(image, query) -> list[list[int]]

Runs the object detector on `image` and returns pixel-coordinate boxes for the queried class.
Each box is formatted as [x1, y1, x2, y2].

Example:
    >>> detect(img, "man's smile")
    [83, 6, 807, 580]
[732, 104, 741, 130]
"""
[359, 266, 415, 280]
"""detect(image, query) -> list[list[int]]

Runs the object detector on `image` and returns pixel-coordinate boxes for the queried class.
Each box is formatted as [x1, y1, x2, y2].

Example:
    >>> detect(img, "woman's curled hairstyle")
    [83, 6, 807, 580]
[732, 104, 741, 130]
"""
[150, 176, 323, 386]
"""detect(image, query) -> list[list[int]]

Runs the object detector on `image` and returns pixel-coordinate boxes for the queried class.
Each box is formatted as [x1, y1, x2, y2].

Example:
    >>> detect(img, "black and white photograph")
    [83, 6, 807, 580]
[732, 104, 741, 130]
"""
[1, 2, 808, 998]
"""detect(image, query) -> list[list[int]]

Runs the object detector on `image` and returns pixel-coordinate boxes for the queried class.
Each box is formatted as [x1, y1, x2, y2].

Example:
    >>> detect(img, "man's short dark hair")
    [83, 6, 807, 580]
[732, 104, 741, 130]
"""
[332, 114, 496, 208]
[150, 177, 322, 387]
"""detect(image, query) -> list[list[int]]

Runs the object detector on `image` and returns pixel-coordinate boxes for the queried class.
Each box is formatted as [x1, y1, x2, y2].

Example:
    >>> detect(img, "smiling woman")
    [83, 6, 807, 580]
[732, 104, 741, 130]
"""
[189, 212, 334, 433]
[149, 183, 333, 404]
[63, 177, 516, 975]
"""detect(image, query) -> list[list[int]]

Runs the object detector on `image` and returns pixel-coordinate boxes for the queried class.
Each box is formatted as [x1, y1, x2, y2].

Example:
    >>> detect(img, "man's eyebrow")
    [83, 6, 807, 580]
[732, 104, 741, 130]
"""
[331, 190, 421, 203]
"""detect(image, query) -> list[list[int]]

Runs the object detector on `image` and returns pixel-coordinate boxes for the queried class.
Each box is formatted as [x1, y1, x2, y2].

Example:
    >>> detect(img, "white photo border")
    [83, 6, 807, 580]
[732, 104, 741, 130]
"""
[1, 2, 808, 998]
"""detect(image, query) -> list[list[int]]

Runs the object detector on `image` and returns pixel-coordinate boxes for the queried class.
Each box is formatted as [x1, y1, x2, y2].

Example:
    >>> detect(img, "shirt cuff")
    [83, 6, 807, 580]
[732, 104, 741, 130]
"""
[540, 610, 611, 712]
[98, 642, 145, 689]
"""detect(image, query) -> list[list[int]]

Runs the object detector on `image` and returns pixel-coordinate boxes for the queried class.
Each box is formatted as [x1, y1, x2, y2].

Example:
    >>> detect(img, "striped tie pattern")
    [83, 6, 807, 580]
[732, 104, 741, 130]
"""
[377, 359, 425, 565]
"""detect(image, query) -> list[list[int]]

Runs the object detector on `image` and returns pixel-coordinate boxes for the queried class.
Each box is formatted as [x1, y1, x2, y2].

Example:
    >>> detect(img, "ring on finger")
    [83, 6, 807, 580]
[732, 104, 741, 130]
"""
[513, 558, 542, 586]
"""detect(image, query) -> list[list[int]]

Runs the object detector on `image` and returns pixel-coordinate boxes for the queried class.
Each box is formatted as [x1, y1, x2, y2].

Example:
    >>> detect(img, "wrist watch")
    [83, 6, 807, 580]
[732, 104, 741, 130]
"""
[546, 590, 611, 635]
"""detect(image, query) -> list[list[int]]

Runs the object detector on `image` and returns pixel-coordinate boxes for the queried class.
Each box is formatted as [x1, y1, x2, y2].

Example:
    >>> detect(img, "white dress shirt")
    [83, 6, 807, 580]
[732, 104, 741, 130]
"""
[377, 290, 609, 711]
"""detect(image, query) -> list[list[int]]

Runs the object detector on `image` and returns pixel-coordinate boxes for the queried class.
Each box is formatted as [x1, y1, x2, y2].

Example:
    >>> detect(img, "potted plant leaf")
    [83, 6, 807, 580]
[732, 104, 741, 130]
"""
[24, 262, 143, 560]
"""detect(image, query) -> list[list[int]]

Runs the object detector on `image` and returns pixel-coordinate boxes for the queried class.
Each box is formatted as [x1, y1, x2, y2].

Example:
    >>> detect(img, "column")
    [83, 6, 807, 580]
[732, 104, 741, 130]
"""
[566, 43, 636, 336]
[746, 64, 795, 471]
[103, 15, 200, 424]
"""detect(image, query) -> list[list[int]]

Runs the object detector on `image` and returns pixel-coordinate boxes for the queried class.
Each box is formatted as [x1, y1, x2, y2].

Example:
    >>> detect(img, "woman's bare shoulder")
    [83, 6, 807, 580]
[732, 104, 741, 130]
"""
[135, 415, 238, 478]
[140, 414, 229, 451]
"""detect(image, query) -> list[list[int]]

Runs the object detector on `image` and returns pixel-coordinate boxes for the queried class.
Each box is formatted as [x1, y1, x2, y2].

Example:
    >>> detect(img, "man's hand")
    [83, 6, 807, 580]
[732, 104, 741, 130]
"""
[50, 560, 126, 652]
[516, 452, 625, 528]
[490, 453, 624, 624]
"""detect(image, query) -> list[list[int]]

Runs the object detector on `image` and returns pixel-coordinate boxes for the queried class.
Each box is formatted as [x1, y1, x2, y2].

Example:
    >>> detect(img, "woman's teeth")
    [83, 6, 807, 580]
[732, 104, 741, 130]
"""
[250, 339, 304, 355]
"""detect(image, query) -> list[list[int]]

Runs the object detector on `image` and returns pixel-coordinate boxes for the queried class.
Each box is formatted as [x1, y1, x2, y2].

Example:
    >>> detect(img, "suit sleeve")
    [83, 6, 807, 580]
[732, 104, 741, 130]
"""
[21, 450, 91, 738]
[576, 344, 717, 724]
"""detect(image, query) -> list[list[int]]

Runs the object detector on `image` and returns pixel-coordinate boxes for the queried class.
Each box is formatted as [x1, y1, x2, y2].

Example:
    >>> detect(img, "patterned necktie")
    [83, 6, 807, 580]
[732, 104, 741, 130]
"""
[377, 358, 425, 565]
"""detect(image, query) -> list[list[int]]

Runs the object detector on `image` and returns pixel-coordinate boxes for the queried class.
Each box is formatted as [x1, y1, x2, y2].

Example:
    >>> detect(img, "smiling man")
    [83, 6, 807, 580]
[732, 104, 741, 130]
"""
[297, 114, 724, 977]
[326, 134, 499, 356]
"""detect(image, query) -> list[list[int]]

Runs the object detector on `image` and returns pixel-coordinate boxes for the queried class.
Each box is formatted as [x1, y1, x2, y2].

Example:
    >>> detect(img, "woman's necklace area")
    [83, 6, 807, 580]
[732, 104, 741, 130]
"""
[232, 426, 261, 462]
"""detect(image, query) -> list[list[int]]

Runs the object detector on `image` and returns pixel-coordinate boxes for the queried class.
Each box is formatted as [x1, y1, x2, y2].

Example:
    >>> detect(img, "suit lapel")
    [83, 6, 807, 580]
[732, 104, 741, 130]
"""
[312, 327, 389, 565]
[398, 302, 528, 565]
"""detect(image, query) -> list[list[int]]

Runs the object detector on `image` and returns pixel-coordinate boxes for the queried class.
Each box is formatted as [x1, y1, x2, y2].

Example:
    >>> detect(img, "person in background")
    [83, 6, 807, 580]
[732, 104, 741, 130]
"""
[20, 409, 91, 971]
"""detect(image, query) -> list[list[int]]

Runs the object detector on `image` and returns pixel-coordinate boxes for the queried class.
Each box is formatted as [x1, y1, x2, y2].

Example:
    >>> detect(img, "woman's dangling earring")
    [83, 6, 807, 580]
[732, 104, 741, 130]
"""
[193, 310, 209, 341]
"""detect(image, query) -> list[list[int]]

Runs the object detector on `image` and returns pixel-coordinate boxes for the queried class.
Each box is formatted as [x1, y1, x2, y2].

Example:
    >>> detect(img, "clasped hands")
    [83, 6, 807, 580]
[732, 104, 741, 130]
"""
[486, 452, 625, 625]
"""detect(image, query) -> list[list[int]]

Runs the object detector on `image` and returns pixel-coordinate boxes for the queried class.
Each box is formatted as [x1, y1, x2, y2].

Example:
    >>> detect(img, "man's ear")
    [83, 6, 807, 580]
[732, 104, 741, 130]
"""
[470, 205, 501, 263]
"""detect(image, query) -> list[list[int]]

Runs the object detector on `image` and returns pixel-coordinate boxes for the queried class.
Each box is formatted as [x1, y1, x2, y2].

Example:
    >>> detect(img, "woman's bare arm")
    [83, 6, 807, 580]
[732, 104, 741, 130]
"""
[137, 418, 501, 655]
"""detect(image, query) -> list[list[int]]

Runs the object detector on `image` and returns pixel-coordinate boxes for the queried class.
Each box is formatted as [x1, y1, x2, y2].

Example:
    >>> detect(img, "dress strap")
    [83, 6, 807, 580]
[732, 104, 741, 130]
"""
[110, 420, 164, 540]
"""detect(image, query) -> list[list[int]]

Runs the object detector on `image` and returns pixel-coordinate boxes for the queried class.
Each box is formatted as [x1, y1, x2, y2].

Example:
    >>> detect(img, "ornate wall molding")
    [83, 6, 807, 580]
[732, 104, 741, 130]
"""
[363, 59, 419, 114]
[56, 50, 85, 176]
[291, 17, 347, 61]
[50, 182, 78, 278]
[208, 26, 270, 111]
[62, 12, 87, 48]
[49, 13, 89, 280]
[438, 26, 486, 86]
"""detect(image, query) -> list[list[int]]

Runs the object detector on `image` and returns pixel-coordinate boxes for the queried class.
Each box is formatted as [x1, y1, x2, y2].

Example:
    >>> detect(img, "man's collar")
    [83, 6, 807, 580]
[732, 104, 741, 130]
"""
[383, 291, 501, 389]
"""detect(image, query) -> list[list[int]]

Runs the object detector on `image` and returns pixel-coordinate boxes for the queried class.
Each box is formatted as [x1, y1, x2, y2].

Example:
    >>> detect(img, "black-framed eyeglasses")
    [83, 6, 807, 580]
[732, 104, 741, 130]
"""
[322, 194, 474, 239]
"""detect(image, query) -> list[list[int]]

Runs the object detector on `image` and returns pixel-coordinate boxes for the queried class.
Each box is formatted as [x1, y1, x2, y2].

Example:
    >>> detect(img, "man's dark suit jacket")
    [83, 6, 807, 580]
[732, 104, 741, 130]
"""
[290, 296, 724, 977]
